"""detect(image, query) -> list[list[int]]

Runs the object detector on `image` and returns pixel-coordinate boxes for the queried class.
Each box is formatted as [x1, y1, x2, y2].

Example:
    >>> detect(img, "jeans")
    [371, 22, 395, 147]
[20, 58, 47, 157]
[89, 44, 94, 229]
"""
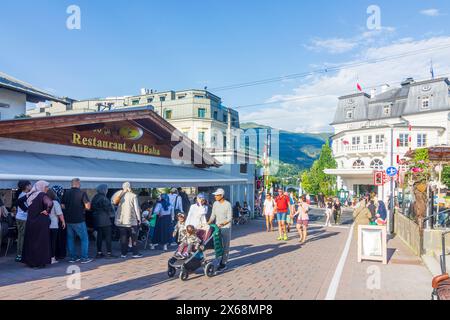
[67, 222, 89, 260]
[96, 226, 112, 254]
[220, 228, 231, 266]
[119, 226, 139, 256]
[16, 219, 26, 256]
[50, 229, 58, 258]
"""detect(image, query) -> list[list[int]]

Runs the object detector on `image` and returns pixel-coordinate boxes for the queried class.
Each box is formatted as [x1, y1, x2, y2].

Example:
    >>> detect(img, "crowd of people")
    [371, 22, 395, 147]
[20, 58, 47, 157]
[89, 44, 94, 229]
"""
[261, 189, 312, 244]
[0, 179, 234, 272]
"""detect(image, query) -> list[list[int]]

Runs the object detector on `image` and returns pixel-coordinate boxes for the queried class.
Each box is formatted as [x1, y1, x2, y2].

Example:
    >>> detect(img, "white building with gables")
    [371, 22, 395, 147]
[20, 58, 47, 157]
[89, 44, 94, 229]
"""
[325, 77, 450, 202]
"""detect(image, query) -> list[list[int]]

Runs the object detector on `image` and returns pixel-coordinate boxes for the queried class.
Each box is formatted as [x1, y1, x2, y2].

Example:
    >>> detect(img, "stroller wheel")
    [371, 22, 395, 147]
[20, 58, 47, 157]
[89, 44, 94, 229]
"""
[205, 262, 215, 277]
[168, 266, 176, 278]
[179, 269, 189, 281]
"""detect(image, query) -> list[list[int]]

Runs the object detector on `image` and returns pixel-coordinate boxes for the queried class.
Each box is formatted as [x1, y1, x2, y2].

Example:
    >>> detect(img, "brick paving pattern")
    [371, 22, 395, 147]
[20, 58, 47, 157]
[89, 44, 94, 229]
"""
[0, 209, 349, 300]
[0, 208, 432, 300]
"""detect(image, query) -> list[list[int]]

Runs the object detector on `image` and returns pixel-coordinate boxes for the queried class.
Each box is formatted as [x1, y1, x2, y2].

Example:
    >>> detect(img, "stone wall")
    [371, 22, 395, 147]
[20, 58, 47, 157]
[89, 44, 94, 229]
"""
[394, 212, 421, 256]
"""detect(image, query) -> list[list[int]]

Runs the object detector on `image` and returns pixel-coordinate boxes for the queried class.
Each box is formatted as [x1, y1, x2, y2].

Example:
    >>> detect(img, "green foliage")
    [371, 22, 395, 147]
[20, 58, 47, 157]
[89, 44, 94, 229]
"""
[406, 148, 430, 184]
[301, 141, 337, 196]
[442, 165, 450, 188]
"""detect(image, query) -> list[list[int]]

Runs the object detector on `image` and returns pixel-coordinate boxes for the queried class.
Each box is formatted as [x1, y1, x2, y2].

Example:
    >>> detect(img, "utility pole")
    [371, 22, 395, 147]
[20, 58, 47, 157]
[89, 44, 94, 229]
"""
[389, 125, 394, 235]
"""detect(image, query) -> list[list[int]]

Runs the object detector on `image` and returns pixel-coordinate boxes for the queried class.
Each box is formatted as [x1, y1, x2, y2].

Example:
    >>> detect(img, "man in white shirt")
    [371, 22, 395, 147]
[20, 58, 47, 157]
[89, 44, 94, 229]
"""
[208, 188, 232, 272]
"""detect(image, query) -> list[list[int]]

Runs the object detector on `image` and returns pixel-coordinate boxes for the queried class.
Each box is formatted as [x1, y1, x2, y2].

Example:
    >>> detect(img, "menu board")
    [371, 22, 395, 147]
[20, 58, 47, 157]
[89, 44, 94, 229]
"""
[358, 225, 387, 264]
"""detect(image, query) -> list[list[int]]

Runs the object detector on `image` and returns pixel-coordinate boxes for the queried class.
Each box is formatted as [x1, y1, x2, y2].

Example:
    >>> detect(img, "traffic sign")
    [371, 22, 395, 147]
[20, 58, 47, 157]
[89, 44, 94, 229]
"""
[386, 167, 398, 177]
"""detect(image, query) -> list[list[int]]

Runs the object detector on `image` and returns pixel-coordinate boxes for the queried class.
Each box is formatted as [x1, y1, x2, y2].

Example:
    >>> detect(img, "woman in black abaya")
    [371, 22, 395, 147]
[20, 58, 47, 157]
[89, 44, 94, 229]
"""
[22, 180, 53, 268]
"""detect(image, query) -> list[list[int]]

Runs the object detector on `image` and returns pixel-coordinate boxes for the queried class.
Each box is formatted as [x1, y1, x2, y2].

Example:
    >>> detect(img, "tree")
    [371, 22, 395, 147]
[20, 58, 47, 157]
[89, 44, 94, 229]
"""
[301, 141, 337, 196]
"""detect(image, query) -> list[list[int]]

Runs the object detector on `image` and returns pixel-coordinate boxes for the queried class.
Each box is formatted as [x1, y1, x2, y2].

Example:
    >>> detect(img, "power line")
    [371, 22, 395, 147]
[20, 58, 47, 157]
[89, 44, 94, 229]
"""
[235, 71, 450, 109]
[241, 71, 450, 123]
[210, 42, 450, 92]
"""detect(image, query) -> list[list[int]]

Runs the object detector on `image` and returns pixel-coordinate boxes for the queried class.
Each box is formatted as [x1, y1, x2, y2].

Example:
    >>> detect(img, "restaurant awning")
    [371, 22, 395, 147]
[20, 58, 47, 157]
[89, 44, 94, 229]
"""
[0, 151, 248, 189]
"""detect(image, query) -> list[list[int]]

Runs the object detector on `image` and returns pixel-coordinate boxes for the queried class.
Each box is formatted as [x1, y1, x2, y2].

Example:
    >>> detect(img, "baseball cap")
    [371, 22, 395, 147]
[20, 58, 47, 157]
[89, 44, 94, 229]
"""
[197, 193, 206, 200]
[213, 188, 225, 196]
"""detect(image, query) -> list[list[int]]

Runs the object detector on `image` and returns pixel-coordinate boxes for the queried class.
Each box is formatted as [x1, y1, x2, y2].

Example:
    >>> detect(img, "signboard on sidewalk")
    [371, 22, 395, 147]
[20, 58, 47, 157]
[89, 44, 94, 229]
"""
[357, 225, 387, 264]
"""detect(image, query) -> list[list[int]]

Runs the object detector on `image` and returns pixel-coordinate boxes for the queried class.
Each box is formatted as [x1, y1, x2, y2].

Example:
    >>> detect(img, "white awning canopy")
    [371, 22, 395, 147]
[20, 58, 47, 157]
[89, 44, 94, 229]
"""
[0, 151, 248, 189]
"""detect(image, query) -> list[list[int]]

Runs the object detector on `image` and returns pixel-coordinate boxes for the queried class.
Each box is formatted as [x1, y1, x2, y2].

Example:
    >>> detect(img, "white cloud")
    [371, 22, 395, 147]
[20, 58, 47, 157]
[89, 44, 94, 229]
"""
[241, 36, 450, 133]
[307, 38, 358, 54]
[306, 27, 396, 54]
[420, 9, 441, 17]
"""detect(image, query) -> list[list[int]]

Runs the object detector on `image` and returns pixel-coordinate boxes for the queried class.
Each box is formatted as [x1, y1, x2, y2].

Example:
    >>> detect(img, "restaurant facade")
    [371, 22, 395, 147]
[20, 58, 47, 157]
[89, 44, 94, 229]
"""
[0, 107, 254, 208]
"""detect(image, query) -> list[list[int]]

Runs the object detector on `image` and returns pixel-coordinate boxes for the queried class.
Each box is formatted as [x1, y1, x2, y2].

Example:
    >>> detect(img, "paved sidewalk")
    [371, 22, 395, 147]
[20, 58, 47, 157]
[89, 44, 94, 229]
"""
[335, 230, 432, 300]
[0, 217, 349, 300]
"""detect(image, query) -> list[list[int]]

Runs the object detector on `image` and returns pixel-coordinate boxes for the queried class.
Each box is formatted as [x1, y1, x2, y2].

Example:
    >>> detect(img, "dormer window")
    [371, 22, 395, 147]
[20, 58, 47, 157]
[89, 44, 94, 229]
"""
[345, 109, 354, 120]
[421, 96, 430, 110]
[383, 105, 391, 116]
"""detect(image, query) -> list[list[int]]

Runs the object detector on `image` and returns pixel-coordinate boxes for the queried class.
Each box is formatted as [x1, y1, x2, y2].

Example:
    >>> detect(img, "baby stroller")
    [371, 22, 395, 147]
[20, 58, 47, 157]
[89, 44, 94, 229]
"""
[167, 224, 223, 281]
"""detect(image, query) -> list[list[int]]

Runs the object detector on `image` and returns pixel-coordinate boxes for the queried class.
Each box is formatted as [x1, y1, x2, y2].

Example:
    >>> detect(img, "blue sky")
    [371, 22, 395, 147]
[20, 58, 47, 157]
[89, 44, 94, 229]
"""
[1, 0, 450, 132]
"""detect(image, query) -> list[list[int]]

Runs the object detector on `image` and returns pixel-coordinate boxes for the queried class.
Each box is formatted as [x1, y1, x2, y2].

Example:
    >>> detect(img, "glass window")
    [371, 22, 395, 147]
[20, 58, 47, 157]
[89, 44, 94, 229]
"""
[370, 159, 384, 170]
[198, 108, 206, 118]
[198, 132, 205, 146]
[346, 109, 354, 119]
[375, 134, 385, 143]
[213, 111, 218, 120]
[417, 133, 427, 147]
[132, 99, 140, 105]
[352, 160, 365, 169]
[194, 95, 205, 99]
[159, 96, 166, 102]
[164, 110, 172, 119]
[383, 105, 391, 116]
[399, 134, 410, 147]
[223, 114, 228, 123]
[421, 96, 430, 109]
[363, 135, 373, 144]
[352, 136, 361, 145]
[147, 97, 154, 103]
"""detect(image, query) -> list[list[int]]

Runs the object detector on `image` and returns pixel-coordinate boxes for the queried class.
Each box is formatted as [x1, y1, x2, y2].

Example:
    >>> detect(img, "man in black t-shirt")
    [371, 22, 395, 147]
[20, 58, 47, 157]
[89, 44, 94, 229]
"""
[61, 178, 92, 264]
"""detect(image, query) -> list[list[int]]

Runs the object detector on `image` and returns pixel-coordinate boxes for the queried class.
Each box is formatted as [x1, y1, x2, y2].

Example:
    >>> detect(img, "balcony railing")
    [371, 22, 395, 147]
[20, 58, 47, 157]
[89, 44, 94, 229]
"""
[335, 143, 387, 155]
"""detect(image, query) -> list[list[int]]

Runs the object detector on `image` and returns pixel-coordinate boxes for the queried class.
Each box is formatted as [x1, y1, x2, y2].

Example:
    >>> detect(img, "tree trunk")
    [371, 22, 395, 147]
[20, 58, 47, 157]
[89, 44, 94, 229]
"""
[413, 184, 427, 221]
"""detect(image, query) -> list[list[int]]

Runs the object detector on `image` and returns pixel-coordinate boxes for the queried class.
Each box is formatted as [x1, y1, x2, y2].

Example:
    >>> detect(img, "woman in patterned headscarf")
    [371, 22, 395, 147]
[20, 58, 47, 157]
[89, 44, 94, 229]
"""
[22, 181, 53, 268]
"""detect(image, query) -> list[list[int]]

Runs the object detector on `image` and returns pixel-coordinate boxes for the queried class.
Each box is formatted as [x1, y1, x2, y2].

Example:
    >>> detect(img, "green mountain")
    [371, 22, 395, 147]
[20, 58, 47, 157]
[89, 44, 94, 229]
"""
[241, 122, 332, 172]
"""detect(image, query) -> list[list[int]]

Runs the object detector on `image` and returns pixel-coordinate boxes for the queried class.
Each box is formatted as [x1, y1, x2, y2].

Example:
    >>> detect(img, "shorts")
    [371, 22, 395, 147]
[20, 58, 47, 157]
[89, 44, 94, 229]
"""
[297, 219, 309, 227]
[276, 212, 287, 222]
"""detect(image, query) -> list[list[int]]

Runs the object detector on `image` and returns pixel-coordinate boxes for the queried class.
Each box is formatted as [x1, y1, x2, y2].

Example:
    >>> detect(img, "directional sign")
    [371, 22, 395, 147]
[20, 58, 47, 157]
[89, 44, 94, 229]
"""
[386, 166, 398, 177]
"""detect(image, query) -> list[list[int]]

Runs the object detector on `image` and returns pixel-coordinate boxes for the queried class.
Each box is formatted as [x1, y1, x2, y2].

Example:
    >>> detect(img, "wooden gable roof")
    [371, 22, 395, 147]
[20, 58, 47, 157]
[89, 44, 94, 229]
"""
[0, 108, 220, 168]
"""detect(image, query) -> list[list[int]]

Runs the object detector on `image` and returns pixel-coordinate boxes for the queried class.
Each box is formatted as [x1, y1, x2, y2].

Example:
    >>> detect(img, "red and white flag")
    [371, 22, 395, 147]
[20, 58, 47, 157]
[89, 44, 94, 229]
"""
[357, 83, 362, 92]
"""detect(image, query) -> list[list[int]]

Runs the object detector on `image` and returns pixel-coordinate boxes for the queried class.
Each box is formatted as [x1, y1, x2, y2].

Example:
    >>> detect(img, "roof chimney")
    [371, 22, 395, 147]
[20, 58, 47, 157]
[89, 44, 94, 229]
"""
[401, 78, 414, 87]
[140, 88, 149, 95]
[370, 88, 377, 98]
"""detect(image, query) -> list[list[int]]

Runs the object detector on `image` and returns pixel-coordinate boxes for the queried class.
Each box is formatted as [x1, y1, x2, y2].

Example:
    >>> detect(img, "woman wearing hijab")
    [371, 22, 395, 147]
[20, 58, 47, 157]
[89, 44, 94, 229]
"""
[185, 193, 208, 229]
[113, 182, 142, 259]
[22, 181, 53, 268]
[92, 184, 117, 259]
[151, 193, 172, 251]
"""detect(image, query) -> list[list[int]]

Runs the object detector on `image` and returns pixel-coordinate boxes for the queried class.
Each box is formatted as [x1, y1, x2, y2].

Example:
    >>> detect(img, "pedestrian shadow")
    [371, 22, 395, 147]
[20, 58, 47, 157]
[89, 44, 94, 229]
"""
[387, 248, 397, 263]
[0, 241, 173, 288]
[223, 243, 303, 271]
[65, 270, 174, 300]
